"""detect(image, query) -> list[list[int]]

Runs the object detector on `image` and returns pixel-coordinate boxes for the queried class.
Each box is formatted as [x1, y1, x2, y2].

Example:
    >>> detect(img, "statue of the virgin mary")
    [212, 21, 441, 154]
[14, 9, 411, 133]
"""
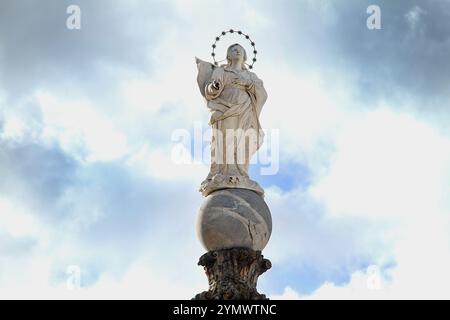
[196, 43, 268, 196]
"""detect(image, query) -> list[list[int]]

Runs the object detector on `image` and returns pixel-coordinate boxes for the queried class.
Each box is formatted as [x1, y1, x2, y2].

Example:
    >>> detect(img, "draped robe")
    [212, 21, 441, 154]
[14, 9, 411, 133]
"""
[196, 59, 267, 195]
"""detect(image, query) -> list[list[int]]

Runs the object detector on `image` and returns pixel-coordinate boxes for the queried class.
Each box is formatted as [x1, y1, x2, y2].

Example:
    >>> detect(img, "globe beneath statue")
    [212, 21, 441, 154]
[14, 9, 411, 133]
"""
[196, 188, 272, 252]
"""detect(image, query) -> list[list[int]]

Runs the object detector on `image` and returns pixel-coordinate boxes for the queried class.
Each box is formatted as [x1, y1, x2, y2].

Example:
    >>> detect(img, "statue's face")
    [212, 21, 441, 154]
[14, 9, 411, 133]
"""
[228, 45, 246, 64]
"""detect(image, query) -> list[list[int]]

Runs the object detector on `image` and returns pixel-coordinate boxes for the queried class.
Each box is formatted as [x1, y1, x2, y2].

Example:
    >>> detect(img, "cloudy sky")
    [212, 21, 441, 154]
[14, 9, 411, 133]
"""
[1, 0, 450, 299]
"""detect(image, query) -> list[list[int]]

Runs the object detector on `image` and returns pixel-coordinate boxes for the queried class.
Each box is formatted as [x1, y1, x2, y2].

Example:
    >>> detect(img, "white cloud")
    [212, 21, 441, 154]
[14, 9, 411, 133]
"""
[405, 6, 425, 31]
[36, 91, 129, 162]
[0, 113, 27, 140]
[0, 189, 205, 299]
[0, 197, 40, 238]
[0, 259, 203, 300]
[275, 246, 450, 299]
[311, 107, 450, 221]
[125, 143, 208, 181]
[272, 268, 388, 300]
[268, 106, 450, 299]
[270, 286, 302, 300]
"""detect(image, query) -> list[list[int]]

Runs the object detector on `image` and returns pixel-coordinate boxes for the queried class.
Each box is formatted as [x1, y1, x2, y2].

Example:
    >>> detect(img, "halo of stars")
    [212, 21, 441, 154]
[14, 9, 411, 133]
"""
[211, 29, 258, 69]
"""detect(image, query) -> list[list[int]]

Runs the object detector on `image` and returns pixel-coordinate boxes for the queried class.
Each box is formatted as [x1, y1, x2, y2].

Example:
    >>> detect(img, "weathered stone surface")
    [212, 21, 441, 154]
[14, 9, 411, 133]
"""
[197, 188, 272, 251]
[193, 247, 271, 300]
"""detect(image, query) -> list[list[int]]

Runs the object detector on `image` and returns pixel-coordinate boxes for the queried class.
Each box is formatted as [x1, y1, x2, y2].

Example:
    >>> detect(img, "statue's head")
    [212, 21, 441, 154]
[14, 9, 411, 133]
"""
[226, 43, 247, 68]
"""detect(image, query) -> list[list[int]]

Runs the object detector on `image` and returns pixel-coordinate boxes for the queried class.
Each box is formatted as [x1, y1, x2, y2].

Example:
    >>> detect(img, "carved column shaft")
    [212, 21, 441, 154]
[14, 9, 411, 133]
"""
[194, 248, 272, 300]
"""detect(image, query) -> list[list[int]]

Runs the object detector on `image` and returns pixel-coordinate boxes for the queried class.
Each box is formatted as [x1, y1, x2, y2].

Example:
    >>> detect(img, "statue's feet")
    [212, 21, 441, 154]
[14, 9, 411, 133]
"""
[199, 173, 264, 197]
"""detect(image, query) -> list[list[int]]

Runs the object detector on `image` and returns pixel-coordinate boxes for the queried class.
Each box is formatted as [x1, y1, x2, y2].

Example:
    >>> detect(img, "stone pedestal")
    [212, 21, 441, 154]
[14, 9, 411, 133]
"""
[195, 188, 272, 300]
[193, 247, 272, 300]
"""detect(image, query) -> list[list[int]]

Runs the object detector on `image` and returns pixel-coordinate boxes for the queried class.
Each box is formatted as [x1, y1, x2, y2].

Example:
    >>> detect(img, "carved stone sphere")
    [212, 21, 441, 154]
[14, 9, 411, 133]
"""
[197, 188, 272, 252]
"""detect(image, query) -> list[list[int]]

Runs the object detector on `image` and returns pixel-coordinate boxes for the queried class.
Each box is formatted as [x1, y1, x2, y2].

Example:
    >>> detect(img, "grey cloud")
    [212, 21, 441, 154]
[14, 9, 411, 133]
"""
[0, 0, 175, 102]
[0, 139, 77, 214]
[258, 0, 450, 115]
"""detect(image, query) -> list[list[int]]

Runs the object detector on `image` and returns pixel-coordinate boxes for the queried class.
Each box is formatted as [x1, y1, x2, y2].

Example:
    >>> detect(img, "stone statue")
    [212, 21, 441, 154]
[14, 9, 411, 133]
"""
[195, 43, 268, 197]
[194, 37, 272, 300]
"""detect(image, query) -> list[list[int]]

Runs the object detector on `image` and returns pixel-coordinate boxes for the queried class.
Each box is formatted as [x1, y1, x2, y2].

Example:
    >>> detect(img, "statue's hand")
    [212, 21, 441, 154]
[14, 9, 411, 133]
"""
[212, 80, 221, 90]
